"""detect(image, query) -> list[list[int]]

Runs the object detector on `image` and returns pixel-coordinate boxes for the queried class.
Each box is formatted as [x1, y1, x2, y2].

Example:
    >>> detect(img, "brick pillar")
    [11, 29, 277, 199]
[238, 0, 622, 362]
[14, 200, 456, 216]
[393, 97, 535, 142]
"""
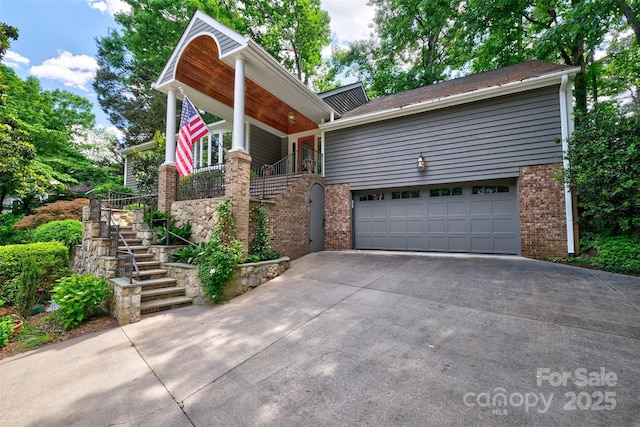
[519, 163, 568, 259]
[325, 183, 352, 250]
[225, 151, 252, 255]
[158, 164, 178, 213]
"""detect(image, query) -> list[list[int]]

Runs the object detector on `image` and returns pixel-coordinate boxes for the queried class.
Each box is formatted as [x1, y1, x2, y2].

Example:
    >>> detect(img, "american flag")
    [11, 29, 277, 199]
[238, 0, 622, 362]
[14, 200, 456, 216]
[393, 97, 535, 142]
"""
[176, 95, 209, 177]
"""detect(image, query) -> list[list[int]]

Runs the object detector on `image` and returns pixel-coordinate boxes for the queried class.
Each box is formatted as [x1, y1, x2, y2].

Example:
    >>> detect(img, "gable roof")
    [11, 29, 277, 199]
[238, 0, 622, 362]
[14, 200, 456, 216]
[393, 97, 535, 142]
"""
[321, 61, 580, 131]
[318, 82, 369, 115]
[153, 10, 335, 136]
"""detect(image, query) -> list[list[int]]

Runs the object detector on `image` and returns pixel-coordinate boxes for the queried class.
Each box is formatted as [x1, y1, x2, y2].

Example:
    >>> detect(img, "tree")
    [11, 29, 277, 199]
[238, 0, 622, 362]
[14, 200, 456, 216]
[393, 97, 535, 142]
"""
[249, 0, 330, 85]
[565, 102, 640, 235]
[130, 131, 165, 194]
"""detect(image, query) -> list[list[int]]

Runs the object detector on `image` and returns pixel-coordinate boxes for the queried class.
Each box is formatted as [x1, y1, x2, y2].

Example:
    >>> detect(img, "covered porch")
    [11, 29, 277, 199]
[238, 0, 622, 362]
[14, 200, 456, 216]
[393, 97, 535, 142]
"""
[153, 11, 334, 205]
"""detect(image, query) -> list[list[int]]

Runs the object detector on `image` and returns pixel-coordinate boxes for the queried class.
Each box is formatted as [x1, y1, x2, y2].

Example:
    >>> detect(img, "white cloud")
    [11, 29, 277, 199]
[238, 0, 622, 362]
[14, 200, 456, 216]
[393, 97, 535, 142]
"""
[86, 0, 132, 15]
[30, 51, 98, 91]
[2, 51, 30, 69]
[322, 0, 376, 47]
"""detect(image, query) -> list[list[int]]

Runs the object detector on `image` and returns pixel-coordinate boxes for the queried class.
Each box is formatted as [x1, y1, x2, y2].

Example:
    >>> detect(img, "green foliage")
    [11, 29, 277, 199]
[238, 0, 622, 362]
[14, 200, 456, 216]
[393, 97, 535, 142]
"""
[144, 209, 170, 226]
[31, 219, 82, 248]
[0, 242, 70, 306]
[171, 244, 205, 265]
[155, 222, 192, 245]
[92, 182, 133, 197]
[130, 131, 165, 194]
[14, 320, 52, 351]
[0, 316, 12, 348]
[198, 200, 244, 302]
[250, 203, 280, 262]
[555, 235, 640, 275]
[15, 256, 40, 317]
[588, 235, 640, 274]
[0, 214, 31, 246]
[565, 102, 640, 235]
[51, 274, 113, 329]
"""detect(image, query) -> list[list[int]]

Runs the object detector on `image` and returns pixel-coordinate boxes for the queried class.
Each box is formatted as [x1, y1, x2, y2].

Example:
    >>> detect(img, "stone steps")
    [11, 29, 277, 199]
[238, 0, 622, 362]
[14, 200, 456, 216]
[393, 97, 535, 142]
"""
[140, 296, 192, 314]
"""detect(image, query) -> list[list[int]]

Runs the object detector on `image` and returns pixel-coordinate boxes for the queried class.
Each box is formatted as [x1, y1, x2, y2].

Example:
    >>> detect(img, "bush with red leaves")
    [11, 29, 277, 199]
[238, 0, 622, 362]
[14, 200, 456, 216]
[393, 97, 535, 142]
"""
[13, 199, 89, 230]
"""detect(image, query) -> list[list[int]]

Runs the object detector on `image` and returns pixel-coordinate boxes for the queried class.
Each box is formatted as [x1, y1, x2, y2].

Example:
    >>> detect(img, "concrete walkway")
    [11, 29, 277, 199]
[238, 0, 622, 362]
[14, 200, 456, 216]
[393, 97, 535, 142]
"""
[1, 251, 639, 426]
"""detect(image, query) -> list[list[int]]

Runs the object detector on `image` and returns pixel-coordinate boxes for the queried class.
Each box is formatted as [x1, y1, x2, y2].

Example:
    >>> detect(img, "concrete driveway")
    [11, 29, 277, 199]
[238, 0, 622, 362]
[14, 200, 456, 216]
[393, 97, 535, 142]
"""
[1, 251, 639, 426]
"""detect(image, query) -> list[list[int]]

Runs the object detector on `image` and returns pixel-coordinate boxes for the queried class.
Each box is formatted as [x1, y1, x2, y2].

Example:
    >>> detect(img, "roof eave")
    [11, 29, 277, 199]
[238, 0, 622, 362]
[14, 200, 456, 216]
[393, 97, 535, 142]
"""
[319, 67, 581, 132]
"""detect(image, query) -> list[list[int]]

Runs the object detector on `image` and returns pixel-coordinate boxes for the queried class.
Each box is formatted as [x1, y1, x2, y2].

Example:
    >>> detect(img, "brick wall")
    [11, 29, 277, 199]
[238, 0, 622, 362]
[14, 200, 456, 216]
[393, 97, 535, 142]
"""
[519, 163, 568, 259]
[158, 165, 177, 212]
[225, 151, 252, 255]
[251, 173, 325, 260]
[325, 183, 351, 250]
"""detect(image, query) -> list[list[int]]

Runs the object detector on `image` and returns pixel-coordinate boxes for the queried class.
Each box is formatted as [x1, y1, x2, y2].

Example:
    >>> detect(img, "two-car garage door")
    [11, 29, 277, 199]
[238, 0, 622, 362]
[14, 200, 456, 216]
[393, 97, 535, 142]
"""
[354, 181, 520, 254]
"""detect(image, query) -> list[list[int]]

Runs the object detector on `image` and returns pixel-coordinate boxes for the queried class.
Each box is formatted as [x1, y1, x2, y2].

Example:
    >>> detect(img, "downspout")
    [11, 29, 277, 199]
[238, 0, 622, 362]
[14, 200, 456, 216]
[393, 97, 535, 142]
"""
[559, 74, 576, 257]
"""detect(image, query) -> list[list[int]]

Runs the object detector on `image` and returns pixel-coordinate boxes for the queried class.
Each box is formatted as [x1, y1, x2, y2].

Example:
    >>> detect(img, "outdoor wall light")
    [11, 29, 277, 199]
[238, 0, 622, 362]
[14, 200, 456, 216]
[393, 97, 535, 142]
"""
[417, 153, 426, 172]
[288, 111, 296, 124]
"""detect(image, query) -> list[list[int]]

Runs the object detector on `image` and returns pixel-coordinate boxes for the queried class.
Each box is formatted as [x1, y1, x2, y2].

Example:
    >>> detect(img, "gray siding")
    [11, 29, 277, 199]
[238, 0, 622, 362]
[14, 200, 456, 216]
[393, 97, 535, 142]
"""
[124, 155, 137, 191]
[325, 87, 563, 190]
[159, 17, 243, 86]
[249, 125, 282, 169]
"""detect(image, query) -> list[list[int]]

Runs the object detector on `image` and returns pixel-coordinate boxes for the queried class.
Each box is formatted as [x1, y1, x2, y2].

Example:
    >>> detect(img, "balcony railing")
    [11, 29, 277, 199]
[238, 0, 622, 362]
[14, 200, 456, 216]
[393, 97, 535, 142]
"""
[177, 164, 225, 201]
[250, 149, 323, 199]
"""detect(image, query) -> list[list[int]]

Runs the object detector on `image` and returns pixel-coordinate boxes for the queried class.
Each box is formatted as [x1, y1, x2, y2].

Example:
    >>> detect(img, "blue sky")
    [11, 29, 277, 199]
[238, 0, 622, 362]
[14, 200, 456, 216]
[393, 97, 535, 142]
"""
[0, 0, 374, 134]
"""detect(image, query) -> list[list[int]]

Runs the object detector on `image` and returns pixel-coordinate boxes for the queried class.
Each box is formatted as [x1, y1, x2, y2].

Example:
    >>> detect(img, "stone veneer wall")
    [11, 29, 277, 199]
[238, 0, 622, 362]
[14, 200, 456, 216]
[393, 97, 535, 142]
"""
[170, 198, 222, 244]
[72, 207, 136, 276]
[252, 173, 325, 260]
[324, 183, 352, 250]
[519, 163, 568, 259]
[163, 257, 290, 305]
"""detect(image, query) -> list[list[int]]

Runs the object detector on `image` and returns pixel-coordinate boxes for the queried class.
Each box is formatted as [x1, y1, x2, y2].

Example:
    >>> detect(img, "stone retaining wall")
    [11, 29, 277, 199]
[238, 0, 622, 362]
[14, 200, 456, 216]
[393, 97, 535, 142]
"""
[164, 257, 291, 305]
[170, 198, 222, 244]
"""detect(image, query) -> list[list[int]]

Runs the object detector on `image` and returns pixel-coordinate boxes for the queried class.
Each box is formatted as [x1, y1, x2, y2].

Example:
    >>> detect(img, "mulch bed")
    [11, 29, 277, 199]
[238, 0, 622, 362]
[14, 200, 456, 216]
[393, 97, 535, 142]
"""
[0, 308, 119, 361]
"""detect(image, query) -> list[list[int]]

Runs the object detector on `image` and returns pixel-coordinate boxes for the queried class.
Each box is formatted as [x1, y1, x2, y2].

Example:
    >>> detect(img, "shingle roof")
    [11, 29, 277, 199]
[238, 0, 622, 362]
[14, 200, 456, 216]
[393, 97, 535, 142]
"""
[340, 61, 577, 119]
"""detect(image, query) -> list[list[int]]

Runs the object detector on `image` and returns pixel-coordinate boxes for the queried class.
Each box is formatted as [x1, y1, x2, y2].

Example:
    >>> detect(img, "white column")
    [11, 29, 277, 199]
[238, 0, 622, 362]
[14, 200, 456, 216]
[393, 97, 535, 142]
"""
[163, 88, 177, 165]
[207, 133, 212, 167]
[231, 57, 246, 152]
[217, 132, 224, 164]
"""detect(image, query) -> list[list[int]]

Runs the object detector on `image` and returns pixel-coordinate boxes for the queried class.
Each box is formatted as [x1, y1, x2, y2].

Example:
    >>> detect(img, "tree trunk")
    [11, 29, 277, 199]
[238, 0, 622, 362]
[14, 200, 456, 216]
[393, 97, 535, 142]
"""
[618, 0, 640, 44]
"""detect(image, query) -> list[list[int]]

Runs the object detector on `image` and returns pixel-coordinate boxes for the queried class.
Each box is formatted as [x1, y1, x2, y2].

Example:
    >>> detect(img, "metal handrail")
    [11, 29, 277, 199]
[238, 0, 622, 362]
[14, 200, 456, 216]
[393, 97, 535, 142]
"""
[151, 218, 199, 248]
[99, 205, 140, 283]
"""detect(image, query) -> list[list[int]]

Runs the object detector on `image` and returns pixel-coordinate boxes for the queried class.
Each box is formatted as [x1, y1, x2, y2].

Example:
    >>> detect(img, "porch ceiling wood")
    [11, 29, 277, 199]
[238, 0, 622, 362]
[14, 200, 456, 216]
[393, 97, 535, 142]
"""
[175, 36, 317, 135]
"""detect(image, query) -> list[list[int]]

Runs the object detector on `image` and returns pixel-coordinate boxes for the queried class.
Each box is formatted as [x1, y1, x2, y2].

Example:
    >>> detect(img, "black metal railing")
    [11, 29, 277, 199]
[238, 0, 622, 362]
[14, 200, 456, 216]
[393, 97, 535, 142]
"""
[177, 164, 225, 201]
[89, 199, 141, 284]
[249, 149, 323, 199]
[103, 191, 158, 212]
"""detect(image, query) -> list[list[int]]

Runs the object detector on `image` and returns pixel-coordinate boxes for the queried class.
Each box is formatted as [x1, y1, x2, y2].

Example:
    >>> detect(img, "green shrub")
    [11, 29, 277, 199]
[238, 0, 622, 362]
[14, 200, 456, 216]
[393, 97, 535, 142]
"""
[198, 200, 243, 302]
[31, 219, 82, 248]
[249, 204, 280, 262]
[0, 214, 31, 246]
[15, 256, 40, 317]
[171, 244, 204, 264]
[144, 209, 170, 227]
[588, 235, 640, 274]
[51, 274, 113, 329]
[156, 222, 192, 245]
[0, 242, 70, 306]
[0, 316, 13, 348]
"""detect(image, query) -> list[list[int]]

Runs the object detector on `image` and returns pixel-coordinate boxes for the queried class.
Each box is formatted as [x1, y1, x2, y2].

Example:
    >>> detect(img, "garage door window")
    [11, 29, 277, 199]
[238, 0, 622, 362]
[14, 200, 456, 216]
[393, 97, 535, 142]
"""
[472, 185, 510, 195]
[430, 187, 463, 197]
[359, 192, 385, 201]
[392, 190, 420, 199]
